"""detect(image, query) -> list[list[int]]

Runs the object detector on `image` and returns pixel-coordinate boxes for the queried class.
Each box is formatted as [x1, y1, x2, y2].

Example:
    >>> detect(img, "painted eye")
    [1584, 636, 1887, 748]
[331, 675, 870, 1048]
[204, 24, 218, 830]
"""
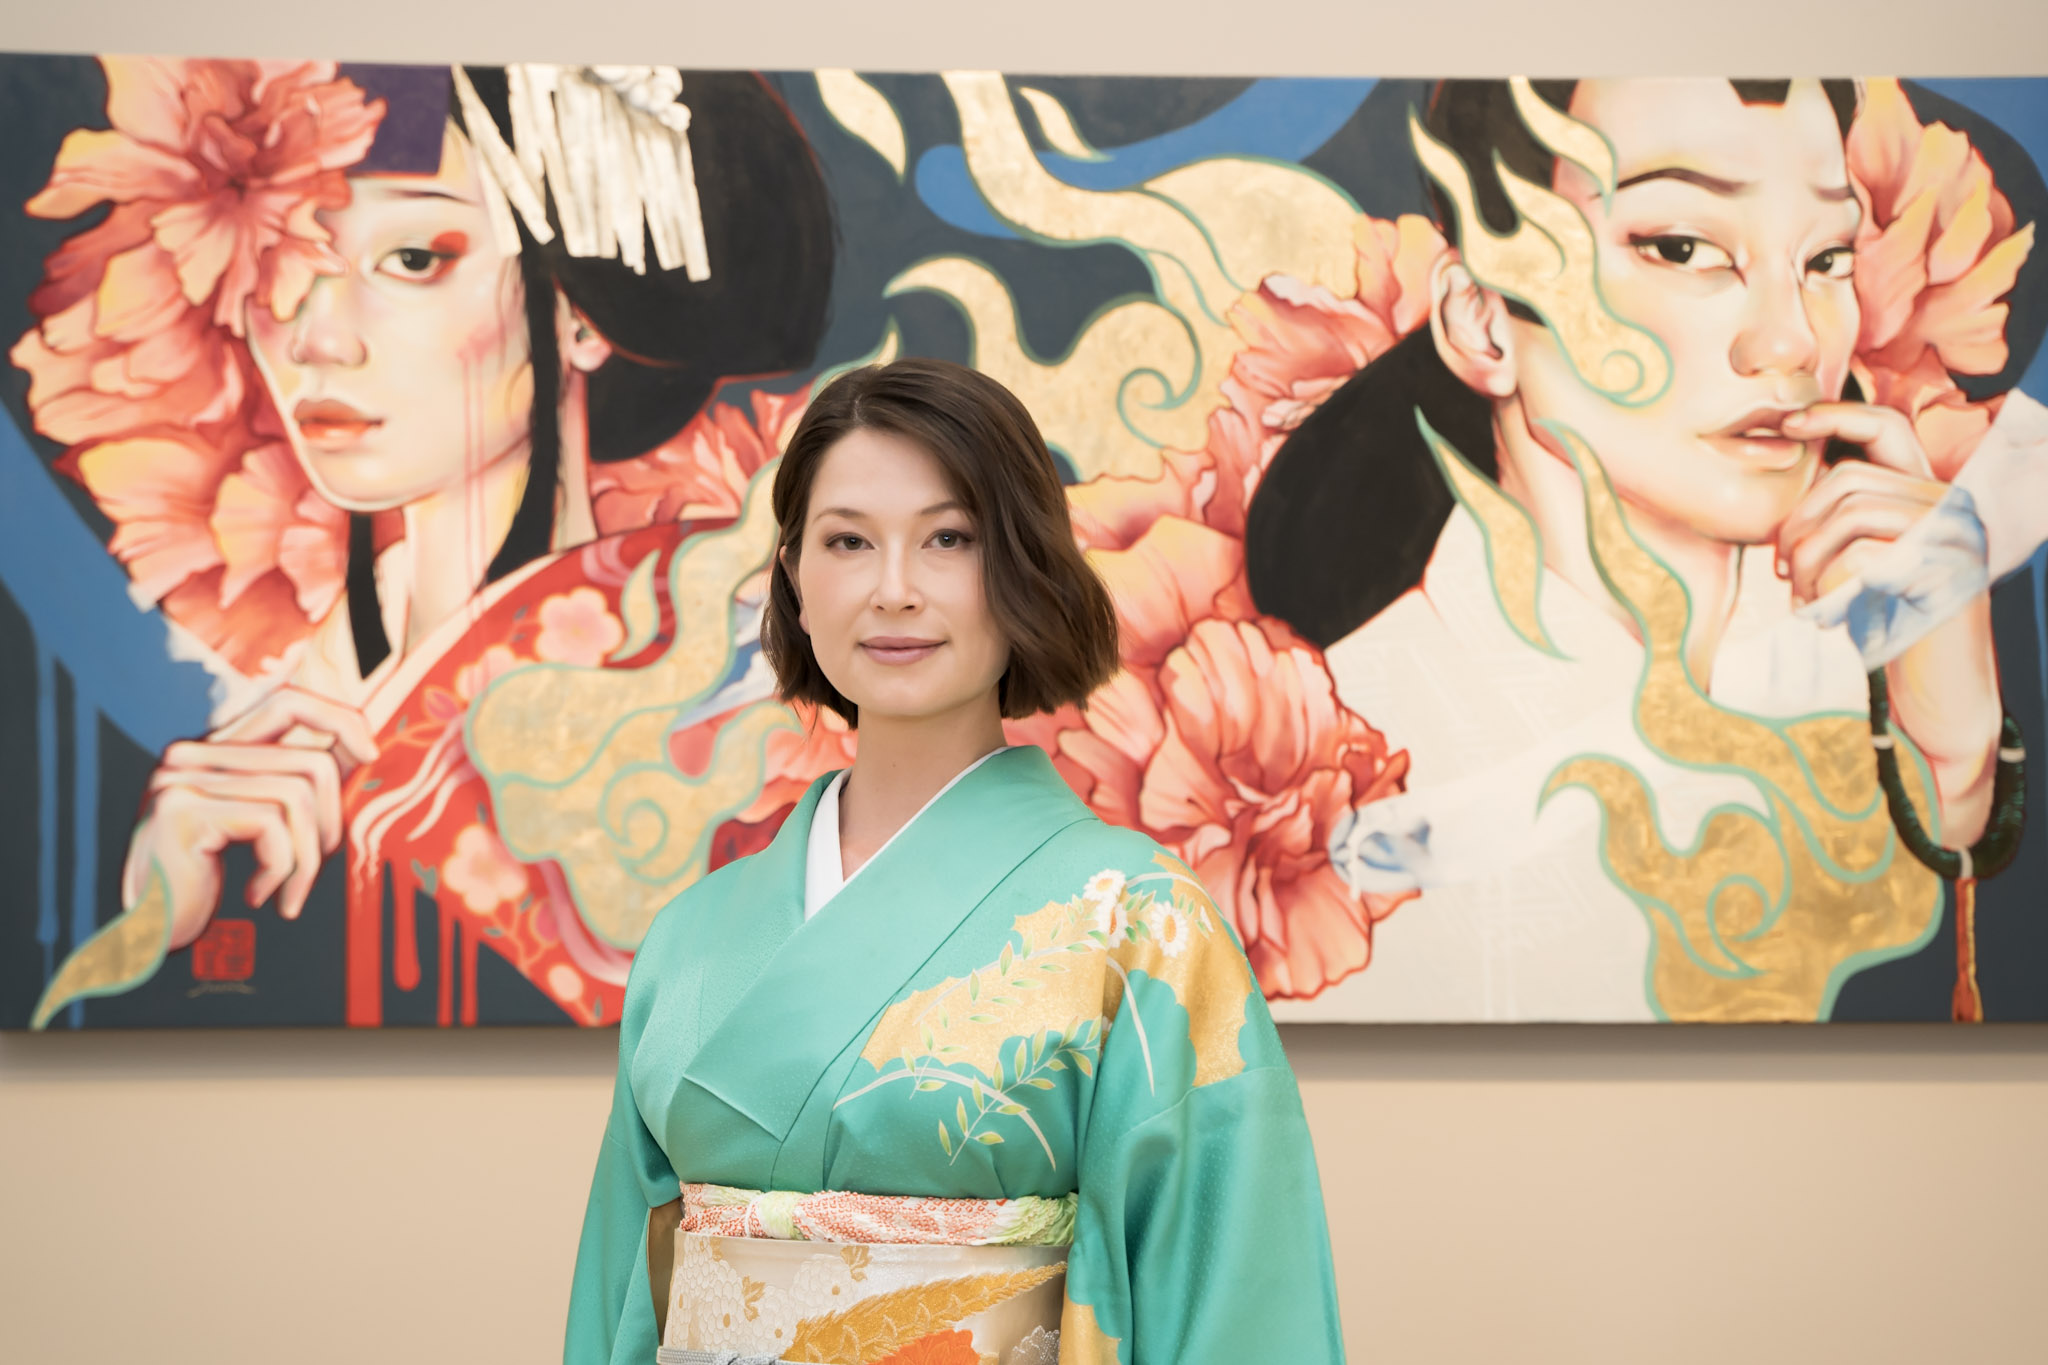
[1632, 235, 1735, 272]
[375, 236, 466, 283]
[1807, 246, 1856, 280]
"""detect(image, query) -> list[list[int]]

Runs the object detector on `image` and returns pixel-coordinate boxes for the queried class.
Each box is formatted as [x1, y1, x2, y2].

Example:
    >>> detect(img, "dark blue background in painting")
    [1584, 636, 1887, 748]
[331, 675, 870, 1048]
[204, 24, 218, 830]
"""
[1, 60, 2043, 1025]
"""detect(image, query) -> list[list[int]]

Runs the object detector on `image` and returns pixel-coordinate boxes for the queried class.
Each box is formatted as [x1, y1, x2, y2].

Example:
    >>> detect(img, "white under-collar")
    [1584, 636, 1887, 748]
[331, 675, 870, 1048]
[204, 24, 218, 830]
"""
[803, 747, 1014, 920]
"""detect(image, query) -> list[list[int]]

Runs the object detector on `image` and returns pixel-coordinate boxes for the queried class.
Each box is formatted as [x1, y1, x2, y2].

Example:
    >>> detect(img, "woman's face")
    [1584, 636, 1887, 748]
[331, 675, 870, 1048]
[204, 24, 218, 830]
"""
[790, 427, 1010, 726]
[246, 122, 532, 513]
[1504, 78, 1861, 546]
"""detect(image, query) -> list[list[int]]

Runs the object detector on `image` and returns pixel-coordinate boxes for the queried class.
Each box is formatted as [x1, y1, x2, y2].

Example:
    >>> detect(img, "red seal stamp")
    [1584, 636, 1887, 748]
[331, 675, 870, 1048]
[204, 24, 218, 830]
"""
[191, 919, 257, 982]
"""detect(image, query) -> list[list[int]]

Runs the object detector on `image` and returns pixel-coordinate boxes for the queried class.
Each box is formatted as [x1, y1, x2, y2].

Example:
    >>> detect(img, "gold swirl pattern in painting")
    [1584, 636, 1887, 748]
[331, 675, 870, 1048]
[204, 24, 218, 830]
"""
[1508, 76, 1618, 198]
[467, 469, 797, 950]
[888, 257, 1195, 482]
[932, 71, 1359, 470]
[816, 70, 907, 178]
[31, 863, 173, 1029]
[1419, 410, 1560, 657]
[1408, 110, 1670, 407]
[1538, 424, 1939, 1020]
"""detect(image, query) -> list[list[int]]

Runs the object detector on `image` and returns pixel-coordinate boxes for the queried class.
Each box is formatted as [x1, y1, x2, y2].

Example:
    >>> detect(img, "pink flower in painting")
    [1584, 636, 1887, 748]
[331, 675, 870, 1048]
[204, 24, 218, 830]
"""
[590, 387, 809, 533]
[441, 824, 532, 915]
[210, 439, 349, 618]
[26, 57, 382, 337]
[1068, 214, 1446, 550]
[533, 587, 627, 666]
[454, 644, 525, 702]
[1032, 220, 1439, 999]
[1030, 529, 1411, 999]
[10, 56, 384, 674]
[1848, 77, 2035, 479]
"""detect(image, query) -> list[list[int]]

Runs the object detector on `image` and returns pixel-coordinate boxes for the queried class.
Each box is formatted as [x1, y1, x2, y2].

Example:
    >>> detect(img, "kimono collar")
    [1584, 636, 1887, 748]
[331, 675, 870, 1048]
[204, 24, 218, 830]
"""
[680, 744, 1094, 1152]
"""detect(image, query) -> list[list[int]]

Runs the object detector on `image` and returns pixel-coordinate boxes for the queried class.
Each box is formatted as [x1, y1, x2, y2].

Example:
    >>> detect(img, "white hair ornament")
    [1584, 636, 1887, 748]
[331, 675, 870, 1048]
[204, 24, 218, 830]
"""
[452, 63, 712, 281]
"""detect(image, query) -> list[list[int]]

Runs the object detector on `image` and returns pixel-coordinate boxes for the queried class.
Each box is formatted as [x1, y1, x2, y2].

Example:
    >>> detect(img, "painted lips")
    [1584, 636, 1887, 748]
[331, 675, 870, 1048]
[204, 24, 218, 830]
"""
[1705, 407, 1810, 471]
[293, 397, 382, 448]
[859, 636, 943, 665]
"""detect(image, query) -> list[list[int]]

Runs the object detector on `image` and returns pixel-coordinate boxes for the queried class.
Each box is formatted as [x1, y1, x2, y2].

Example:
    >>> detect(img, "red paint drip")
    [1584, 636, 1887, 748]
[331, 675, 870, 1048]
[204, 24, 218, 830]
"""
[437, 898, 457, 1028]
[345, 862, 385, 1027]
[460, 918, 479, 1027]
[392, 877, 421, 992]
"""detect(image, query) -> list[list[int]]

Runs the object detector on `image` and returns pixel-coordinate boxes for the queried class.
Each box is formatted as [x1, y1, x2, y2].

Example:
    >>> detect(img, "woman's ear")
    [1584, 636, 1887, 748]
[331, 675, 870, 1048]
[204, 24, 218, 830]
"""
[1429, 254, 1518, 400]
[555, 293, 613, 374]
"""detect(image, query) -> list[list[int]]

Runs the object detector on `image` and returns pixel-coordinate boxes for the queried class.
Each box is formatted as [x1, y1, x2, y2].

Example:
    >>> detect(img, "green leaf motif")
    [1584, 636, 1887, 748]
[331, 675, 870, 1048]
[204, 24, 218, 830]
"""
[938, 1122, 953, 1156]
[916, 1079, 943, 1092]
[975, 1132, 1003, 1146]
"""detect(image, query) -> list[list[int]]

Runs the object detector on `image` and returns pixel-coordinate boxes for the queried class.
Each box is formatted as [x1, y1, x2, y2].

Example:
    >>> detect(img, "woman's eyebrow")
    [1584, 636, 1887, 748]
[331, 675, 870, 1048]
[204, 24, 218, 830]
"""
[379, 185, 478, 204]
[1615, 167, 1752, 195]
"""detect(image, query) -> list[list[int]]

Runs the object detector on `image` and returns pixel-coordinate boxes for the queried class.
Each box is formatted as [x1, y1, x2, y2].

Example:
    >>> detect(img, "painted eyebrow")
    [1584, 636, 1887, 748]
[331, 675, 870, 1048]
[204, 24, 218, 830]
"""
[378, 186, 477, 204]
[1614, 168, 1857, 204]
[1615, 167, 1753, 195]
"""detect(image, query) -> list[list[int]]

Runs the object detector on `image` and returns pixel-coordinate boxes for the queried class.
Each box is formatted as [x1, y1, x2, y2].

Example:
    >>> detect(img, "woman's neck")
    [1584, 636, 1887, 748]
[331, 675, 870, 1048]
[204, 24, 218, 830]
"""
[1496, 405, 1742, 686]
[838, 694, 1008, 878]
[397, 451, 529, 652]
[391, 373, 599, 655]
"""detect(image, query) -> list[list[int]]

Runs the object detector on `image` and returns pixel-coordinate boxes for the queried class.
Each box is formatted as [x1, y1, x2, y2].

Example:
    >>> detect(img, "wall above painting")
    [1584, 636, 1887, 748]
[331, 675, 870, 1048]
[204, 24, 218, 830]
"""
[2, 57, 2044, 1026]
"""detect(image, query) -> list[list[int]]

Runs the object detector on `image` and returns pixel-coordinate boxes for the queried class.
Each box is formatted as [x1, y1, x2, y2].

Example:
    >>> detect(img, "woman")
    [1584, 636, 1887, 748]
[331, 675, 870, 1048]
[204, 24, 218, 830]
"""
[18, 58, 833, 1026]
[566, 359, 1345, 1364]
[1246, 78, 2031, 1021]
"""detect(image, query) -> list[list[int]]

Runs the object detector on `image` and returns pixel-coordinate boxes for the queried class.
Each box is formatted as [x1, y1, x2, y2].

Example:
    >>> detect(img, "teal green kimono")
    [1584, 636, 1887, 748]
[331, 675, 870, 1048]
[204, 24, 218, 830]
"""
[564, 745, 1344, 1364]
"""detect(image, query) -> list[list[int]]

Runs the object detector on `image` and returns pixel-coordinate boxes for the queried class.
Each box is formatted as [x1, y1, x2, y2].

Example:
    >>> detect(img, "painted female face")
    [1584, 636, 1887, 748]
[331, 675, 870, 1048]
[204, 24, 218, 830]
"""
[791, 427, 1011, 725]
[1506, 78, 1862, 545]
[246, 122, 532, 512]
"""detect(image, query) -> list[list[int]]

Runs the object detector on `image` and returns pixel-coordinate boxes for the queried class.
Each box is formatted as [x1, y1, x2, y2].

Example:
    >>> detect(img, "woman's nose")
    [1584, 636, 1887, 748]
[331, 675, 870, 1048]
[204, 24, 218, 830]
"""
[872, 544, 923, 612]
[288, 276, 367, 368]
[1729, 270, 1820, 379]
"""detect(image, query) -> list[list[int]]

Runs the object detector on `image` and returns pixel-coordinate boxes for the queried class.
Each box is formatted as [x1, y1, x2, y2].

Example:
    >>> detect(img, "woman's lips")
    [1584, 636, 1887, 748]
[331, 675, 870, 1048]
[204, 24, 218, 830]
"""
[1705, 407, 1809, 472]
[859, 637, 943, 665]
[293, 397, 383, 449]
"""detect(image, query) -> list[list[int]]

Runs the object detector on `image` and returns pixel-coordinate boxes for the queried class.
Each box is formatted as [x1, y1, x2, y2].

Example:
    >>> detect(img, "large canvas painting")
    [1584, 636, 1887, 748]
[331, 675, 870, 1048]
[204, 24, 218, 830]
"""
[2, 58, 2043, 1026]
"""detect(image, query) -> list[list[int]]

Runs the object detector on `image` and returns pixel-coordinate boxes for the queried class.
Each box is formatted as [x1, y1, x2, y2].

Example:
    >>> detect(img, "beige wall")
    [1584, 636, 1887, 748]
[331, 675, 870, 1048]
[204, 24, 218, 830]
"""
[5, 2, 2048, 1361]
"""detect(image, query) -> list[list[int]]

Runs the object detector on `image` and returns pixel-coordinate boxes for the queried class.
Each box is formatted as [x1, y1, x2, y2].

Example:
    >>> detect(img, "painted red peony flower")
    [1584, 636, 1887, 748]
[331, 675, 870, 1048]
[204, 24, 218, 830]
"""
[1848, 77, 2035, 479]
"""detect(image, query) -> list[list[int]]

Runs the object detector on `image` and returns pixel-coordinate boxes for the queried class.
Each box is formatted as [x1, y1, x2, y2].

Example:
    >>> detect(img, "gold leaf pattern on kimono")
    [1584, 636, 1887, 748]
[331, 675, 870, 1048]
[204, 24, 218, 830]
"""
[783, 1263, 1065, 1363]
[1055, 1298, 1122, 1365]
[848, 854, 1253, 1162]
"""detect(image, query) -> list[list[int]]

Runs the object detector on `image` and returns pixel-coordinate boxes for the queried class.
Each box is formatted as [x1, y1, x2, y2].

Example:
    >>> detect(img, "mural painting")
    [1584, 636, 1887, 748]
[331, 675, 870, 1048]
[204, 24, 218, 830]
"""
[1, 59, 2042, 1025]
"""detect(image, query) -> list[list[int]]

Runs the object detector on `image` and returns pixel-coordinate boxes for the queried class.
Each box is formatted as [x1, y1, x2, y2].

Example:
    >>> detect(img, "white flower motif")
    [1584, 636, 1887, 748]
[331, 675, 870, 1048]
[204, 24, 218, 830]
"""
[1079, 868, 1127, 938]
[1148, 898, 1192, 957]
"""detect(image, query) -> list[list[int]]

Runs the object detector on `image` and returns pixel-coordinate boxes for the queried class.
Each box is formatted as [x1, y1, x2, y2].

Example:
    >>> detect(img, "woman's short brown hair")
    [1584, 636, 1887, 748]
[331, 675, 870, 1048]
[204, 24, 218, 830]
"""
[765, 357, 1121, 725]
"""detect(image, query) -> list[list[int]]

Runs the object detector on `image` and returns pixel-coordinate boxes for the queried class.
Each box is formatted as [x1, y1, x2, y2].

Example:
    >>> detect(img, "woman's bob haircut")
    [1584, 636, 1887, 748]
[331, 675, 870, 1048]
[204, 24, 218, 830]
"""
[764, 357, 1121, 726]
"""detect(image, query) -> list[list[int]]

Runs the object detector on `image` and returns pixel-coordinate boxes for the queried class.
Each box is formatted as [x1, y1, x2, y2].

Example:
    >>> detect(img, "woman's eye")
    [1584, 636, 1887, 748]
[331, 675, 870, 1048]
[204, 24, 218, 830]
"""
[376, 246, 458, 282]
[1807, 246, 1856, 280]
[827, 533, 867, 551]
[930, 529, 974, 550]
[1631, 235, 1735, 272]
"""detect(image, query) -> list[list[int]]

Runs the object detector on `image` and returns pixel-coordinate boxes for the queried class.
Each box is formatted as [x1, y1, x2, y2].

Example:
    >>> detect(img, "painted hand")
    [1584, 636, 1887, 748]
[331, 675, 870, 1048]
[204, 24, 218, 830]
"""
[128, 688, 378, 949]
[1776, 400, 2001, 846]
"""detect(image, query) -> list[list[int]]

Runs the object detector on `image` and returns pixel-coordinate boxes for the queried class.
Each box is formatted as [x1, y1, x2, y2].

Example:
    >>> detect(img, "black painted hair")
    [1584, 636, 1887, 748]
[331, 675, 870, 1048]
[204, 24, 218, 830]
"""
[1246, 79, 1859, 649]
[347, 68, 835, 675]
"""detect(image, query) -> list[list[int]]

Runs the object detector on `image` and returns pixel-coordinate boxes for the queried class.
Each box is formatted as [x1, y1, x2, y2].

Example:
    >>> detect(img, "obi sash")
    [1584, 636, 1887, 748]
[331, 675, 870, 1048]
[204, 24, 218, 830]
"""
[656, 1185, 1069, 1365]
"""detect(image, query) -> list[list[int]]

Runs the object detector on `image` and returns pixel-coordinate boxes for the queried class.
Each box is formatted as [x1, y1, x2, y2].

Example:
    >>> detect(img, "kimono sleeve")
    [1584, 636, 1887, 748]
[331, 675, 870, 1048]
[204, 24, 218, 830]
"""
[1060, 853, 1346, 1364]
[563, 919, 682, 1364]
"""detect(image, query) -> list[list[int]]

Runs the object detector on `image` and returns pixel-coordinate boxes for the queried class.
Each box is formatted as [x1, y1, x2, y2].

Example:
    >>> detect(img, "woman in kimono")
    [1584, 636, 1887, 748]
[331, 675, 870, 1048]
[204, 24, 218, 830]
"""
[18, 58, 833, 1026]
[566, 358, 1346, 1364]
